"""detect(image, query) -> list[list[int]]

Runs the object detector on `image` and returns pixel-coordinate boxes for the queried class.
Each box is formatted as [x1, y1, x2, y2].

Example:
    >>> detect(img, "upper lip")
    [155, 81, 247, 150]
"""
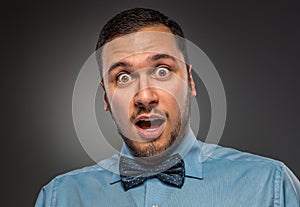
[134, 113, 166, 125]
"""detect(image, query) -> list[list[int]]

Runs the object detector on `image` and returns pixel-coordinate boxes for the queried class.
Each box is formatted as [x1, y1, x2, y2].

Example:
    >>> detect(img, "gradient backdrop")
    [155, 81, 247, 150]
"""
[2, 0, 300, 206]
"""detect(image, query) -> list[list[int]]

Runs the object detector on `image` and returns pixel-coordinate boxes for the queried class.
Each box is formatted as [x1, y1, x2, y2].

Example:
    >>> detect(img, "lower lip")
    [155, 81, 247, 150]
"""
[135, 121, 166, 140]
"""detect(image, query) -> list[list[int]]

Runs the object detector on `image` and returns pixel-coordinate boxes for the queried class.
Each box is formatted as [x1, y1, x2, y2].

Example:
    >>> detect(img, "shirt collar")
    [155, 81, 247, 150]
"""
[179, 130, 203, 180]
[102, 129, 203, 184]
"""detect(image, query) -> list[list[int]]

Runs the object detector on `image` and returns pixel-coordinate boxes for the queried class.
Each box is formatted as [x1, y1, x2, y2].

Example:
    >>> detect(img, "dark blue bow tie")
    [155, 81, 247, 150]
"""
[119, 154, 185, 191]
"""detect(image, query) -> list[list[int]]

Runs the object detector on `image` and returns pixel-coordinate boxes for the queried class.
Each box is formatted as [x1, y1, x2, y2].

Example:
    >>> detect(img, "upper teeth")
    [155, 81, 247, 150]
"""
[140, 118, 159, 122]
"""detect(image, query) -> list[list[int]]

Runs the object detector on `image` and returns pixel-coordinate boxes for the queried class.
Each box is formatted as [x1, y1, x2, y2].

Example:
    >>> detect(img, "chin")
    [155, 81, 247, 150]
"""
[122, 131, 175, 157]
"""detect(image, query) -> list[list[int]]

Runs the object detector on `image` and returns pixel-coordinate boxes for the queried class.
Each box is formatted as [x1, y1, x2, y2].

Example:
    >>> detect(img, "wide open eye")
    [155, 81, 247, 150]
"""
[154, 67, 171, 78]
[117, 73, 132, 84]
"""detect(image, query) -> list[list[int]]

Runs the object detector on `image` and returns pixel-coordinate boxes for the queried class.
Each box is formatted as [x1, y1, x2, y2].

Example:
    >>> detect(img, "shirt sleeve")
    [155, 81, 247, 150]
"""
[34, 181, 54, 207]
[277, 164, 300, 207]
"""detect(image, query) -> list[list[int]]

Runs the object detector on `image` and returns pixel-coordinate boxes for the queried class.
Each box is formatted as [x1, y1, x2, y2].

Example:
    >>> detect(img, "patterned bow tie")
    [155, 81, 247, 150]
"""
[119, 153, 185, 191]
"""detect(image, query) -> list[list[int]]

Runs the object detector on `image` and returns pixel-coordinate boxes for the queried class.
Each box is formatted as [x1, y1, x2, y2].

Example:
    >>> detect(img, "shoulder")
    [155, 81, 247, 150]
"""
[43, 154, 119, 191]
[199, 142, 287, 193]
[194, 141, 300, 206]
[200, 141, 284, 173]
[35, 155, 121, 206]
[54, 163, 106, 180]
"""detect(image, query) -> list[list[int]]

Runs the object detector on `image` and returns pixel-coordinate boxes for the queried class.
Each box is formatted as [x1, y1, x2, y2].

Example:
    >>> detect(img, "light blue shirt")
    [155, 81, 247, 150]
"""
[35, 131, 300, 207]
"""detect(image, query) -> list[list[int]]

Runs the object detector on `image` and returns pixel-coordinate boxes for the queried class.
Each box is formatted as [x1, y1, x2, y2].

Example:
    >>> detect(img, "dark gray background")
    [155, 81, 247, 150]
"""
[2, 0, 300, 206]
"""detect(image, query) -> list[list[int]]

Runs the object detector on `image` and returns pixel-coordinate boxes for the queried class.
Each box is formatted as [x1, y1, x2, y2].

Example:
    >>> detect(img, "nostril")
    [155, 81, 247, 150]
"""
[134, 101, 144, 108]
[149, 100, 158, 106]
[134, 99, 158, 108]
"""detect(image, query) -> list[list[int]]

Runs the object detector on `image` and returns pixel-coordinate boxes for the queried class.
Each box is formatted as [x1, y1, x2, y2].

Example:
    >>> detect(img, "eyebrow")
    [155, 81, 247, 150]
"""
[108, 62, 132, 72]
[150, 53, 176, 62]
[107, 53, 177, 73]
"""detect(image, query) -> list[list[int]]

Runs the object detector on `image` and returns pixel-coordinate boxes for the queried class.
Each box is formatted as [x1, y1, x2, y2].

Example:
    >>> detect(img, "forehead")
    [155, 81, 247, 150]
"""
[101, 27, 184, 73]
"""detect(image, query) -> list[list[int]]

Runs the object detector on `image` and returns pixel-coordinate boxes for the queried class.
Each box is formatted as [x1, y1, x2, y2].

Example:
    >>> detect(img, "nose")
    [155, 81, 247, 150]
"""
[134, 77, 159, 108]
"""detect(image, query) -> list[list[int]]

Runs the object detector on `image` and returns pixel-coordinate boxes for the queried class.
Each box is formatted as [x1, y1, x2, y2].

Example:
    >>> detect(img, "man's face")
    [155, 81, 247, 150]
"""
[101, 25, 196, 157]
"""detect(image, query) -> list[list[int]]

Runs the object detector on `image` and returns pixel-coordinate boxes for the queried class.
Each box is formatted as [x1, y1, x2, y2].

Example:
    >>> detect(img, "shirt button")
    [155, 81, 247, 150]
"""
[152, 205, 158, 207]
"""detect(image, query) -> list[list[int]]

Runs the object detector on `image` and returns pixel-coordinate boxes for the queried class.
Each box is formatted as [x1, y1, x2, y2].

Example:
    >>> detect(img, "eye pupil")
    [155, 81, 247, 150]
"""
[158, 68, 167, 76]
[121, 75, 129, 82]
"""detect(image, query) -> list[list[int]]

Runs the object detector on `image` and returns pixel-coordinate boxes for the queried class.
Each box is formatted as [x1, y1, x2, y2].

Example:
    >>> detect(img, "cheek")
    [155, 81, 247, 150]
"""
[108, 91, 139, 139]
[106, 84, 136, 114]
[152, 73, 189, 98]
[159, 91, 183, 121]
[158, 82, 188, 112]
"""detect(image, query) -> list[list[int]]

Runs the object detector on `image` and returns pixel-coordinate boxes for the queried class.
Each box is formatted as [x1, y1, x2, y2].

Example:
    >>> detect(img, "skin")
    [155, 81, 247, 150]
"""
[100, 25, 196, 157]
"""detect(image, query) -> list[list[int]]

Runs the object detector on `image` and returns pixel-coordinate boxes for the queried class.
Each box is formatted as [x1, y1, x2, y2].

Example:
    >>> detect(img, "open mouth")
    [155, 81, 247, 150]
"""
[135, 118, 165, 130]
[134, 115, 166, 140]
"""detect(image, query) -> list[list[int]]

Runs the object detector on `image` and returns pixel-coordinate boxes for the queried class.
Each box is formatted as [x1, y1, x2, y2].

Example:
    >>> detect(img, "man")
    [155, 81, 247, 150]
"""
[35, 8, 300, 207]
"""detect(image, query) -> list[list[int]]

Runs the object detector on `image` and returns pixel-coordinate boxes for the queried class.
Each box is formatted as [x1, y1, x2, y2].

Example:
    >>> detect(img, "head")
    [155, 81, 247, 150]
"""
[96, 8, 196, 157]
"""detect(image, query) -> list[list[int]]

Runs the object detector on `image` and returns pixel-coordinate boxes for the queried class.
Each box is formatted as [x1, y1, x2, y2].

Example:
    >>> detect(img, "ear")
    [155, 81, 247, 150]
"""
[188, 65, 197, 96]
[100, 80, 110, 111]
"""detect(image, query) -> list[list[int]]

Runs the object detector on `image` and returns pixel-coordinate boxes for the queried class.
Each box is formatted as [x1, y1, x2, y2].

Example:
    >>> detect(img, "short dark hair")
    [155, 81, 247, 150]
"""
[96, 8, 185, 50]
[96, 8, 189, 78]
